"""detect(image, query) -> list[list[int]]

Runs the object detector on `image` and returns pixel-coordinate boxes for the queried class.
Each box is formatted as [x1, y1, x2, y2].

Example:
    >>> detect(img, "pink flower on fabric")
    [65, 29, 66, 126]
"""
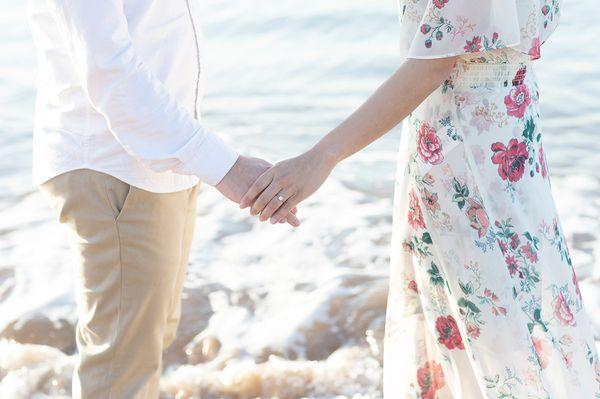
[408, 189, 425, 230]
[532, 337, 551, 369]
[417, 122, 444, 165]
[465, 198, 489, 238]
[423, 173, 436, 185]
[423, 188, 440, 213]
[408, 279, 419, 294]
[464, 36, 482, 53]
[539, 145, 548, 179]
[483, 288, 507, 316]
[498, 239, 508, 255]
[491, 139, 530, 182]
[433, 0, 450, 8]
[572, 268, 582, 301]
[505, 255, 519, 276]
[529, 37, 541, 60]
[510, 234, 520, 250]
[504, 84, 531, 118]
[553, 291, 577, 327]
[562, 351, 573, 368]
[466, 323, 480, 339]
[521, 242, 538, 263]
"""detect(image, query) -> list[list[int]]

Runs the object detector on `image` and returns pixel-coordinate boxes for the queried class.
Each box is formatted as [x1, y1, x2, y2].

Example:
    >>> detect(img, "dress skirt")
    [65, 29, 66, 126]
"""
[383, 49, 600, 399]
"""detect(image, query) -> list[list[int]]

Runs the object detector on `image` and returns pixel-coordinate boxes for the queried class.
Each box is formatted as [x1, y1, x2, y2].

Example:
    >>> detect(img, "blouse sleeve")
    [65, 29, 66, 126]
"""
[406, 0, 522, 59]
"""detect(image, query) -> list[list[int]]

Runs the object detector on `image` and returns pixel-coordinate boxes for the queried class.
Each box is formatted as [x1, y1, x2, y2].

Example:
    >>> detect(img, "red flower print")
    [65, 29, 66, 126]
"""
[491, 139, 530, 182]
[435, 315, 464, 350]
[408, 189, 425, 230]
[417, 360, 445, 399]
[532, 337, 551, 369]
[432, 0, 449, 8]
[512, 66, 527, 87]
[505, 255, 519, 276]
[423, 188, 440, 213]
[504, 84, 531, 118]
[529, 37, 541, 60]
[417, 122, 444, 165]
[464, 36, 482, 53]
[553, 291, 577, 327]
[465, 198, 489, 238]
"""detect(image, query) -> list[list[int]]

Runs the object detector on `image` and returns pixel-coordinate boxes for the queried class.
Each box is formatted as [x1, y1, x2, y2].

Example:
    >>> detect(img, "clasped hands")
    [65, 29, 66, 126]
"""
[216, 149, 335, 227]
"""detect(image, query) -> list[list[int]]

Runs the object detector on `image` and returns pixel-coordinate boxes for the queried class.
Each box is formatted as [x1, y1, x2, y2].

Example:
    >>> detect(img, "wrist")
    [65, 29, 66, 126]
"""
[308, 142, 340, 172]
[215, 154, 243, 189]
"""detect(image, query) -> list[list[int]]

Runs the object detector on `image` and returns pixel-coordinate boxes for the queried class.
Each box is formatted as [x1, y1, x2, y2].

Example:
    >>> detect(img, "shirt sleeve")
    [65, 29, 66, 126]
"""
[406, 0, 522, 59]
[47, 0, 239, 186]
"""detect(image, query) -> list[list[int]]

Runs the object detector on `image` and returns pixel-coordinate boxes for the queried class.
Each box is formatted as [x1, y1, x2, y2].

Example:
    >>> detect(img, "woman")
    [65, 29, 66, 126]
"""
[240, 1, 600, 397]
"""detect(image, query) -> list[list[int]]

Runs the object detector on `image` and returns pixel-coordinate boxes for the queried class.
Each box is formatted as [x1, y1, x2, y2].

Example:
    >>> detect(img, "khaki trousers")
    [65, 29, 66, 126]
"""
[40, 169, 198, 399]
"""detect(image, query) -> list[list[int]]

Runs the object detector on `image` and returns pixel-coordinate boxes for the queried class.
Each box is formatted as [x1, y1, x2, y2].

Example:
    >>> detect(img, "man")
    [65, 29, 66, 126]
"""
[27, 0, 299, 397]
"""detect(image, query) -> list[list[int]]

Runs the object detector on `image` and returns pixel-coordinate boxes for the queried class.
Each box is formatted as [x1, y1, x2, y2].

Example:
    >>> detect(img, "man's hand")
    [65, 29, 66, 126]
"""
[216, 155, 300, 227]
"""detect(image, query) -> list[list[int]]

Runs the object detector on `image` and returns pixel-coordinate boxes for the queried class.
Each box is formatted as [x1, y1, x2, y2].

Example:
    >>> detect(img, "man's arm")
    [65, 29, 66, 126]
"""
[48, 0, 236, 185]
[48, 0, 300, 225]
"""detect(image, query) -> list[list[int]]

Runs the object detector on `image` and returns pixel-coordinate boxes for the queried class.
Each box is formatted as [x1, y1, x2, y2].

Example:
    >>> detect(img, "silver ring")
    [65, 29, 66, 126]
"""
[276, 194, 285, 202]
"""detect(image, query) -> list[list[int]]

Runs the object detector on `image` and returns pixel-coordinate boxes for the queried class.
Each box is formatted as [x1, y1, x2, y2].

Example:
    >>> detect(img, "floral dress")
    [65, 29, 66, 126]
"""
[383, 1, 600, 398]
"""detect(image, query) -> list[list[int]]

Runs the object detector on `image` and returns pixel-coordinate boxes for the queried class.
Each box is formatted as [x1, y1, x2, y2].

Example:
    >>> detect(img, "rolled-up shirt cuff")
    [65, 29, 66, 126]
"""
[189, 130, 239, 186]
[174, 127, 239, 186]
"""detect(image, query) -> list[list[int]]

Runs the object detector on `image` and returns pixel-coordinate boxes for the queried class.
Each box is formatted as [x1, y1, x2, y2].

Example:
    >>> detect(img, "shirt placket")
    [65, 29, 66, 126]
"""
[184, 0, 201, 120]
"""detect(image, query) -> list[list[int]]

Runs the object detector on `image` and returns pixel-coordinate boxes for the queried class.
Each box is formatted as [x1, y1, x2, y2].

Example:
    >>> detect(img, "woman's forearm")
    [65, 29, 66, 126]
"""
[239, 56, 459, 223]
[312, 57, 458, 168]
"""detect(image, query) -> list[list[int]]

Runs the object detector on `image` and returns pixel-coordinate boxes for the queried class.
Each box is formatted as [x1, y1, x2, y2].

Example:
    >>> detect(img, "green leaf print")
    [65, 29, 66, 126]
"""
[422, 232, 433, 244]
[428, 262, 445, 286]
[522, 117, 535, 143]
[458, 297, 481, 314]
[452, 178, 469, 210]
[459, 281, 474, 295]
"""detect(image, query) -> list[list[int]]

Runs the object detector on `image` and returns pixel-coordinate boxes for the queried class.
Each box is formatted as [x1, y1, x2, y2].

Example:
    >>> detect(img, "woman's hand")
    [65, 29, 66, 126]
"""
[239, 57, 458, 225]
[239, 149, 336, 224]
[216, 155, 300, 227]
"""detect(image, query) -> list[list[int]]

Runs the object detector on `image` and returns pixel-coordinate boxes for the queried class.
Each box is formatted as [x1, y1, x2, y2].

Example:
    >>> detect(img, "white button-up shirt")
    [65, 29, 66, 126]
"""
[27, 0, 239, 193]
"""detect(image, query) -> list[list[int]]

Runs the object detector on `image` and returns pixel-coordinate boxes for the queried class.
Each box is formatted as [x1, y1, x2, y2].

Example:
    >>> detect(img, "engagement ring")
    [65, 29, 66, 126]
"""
[277, 194, 285, 202]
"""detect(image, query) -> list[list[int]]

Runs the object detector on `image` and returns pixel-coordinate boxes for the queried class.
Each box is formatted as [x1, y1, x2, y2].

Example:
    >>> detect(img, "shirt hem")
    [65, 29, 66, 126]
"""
[33, 165, 199, 194]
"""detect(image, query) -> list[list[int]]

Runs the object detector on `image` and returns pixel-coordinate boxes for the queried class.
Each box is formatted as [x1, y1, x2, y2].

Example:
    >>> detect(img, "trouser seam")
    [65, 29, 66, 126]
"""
[105, 219, 125, 399]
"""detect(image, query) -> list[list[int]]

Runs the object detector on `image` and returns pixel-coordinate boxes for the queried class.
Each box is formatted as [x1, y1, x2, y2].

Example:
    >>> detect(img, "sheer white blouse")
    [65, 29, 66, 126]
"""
[398, 0, 560, 60]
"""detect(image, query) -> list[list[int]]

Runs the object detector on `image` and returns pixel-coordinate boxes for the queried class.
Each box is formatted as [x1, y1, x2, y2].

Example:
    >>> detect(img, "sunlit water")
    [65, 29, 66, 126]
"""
[1, 1, 599, 398]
